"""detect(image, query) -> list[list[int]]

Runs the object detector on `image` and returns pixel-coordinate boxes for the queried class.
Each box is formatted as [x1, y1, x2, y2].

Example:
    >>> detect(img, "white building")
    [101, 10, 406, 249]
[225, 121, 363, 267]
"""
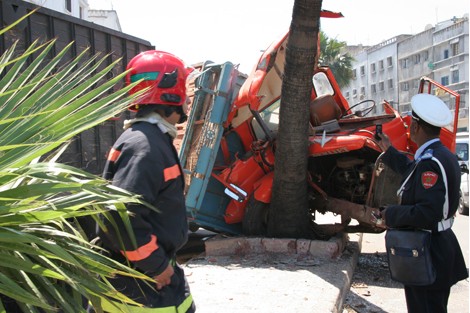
[24, 0, 89, 19]
[344, 36, 411, 115]
[87, 9, 121, 31]
[343, 15, 469, 131]
[22, 0, 121, 31]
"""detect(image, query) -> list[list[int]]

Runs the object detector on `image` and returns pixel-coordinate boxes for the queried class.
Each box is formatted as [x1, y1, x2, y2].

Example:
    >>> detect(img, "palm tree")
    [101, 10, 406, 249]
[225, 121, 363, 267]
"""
[319, 31, 354, 88]
[0, 13, 155, 312]
[267, 0, 322, 238]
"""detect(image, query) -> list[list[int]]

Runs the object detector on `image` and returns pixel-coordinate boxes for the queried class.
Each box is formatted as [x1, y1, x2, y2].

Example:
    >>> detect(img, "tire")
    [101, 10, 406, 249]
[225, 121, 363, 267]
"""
[242, 197, 269, 236]
[458, 190, 469, 216]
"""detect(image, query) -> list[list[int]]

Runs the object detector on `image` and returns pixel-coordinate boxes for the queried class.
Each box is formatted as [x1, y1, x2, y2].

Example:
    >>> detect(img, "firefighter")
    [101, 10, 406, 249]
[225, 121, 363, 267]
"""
[97, 50, 195, 312]
[372, 93, 468, 313]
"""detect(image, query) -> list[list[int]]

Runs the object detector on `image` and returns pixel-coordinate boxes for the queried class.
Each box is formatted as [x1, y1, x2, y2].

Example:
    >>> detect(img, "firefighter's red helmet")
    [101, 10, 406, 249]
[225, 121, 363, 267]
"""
[125, 50, 188, 111]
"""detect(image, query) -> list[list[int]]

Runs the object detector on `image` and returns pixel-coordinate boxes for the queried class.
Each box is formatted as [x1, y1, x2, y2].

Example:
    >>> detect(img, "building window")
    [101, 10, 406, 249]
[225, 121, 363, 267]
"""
[352, 69, 357, 79]
[79, 6, 84, 18]
[65, 0, 72, 12]
[444, 49, 449, 59]
[451, 42, 459, 56]
[371, 63, 376, 73]
[379, 81, 384, 91]
[452, 70, 459, 83]
[345, 91, 350, 99]
[402, 82, 409, 91]
[441, 76, 449, 86]
[379, 60, 384, 71]
[414, 54, 421, 64]
[387, 56, 393, 67]
[371, 84, 376, 94]
[360, 66, 365, 76]
[353, 89, 357, 97]
[388, 79, 393, 89]
[360, 86, 365, 96]
[423, 51, 429, 61]
[402, 58, 409, 68]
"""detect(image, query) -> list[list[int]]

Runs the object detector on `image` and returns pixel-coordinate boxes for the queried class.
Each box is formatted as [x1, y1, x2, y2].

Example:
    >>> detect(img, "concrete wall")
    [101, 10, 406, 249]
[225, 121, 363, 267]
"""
[367, 37, 403, 114]
[432, 18, 469, 131]
[397, 29, 434, 112]
[87, 9, 121, 31]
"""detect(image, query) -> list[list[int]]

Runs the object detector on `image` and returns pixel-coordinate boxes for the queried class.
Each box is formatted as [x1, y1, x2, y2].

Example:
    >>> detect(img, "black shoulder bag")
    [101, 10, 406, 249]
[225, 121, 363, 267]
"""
[385, 228, 435, 285]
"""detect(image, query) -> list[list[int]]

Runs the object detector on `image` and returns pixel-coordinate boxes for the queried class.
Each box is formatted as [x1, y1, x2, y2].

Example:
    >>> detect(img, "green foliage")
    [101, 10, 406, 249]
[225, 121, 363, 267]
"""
[319, 31, 355, 88]
[0, 12, 154, 313]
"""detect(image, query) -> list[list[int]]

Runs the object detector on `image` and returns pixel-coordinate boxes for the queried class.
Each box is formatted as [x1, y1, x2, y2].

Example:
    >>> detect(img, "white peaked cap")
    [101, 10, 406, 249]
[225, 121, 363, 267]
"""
[411, 93, 453, 127]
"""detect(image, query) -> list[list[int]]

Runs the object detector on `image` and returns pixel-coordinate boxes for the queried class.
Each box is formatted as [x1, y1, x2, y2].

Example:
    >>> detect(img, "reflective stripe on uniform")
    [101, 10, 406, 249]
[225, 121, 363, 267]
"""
[98, 293, 193, 313]
[108, 148, 121, 162]
[163, 164, 181, 182]
[121, 235, 158, 261]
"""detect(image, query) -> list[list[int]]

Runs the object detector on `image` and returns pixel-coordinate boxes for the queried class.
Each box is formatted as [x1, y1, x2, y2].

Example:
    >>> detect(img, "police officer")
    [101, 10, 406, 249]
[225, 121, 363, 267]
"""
[372, 93, 468, 313]
[97, 50, 195, 312]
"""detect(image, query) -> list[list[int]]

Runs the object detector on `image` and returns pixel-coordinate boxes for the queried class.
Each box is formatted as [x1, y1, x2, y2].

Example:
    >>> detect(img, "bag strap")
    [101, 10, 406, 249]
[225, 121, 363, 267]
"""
[396, 149, 452, 232]
[431, 156, 454, 231]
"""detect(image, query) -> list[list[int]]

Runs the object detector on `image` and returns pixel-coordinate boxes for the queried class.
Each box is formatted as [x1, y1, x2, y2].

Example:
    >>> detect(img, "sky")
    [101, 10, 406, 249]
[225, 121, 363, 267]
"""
[88, 0, 469, 74]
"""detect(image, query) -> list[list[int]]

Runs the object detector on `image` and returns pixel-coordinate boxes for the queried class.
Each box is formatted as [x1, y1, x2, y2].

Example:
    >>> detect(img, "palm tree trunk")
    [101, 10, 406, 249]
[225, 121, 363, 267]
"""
[267, 0, 322, 238]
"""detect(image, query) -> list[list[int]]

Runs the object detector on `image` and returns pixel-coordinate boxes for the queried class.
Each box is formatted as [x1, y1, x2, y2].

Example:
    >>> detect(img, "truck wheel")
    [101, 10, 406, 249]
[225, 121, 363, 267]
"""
[458, 191, 469, 215]
[189, 222, 200, 233]
[242, 197, 268, 236]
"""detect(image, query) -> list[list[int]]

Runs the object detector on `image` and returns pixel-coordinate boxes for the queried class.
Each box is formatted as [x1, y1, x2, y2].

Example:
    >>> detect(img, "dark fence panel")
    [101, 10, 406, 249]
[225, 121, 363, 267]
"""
[0, 0, 154, 174]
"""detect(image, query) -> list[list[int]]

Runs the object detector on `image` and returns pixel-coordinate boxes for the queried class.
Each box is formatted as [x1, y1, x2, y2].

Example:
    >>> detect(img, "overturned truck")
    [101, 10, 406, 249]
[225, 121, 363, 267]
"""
[179, 32, 461, 238]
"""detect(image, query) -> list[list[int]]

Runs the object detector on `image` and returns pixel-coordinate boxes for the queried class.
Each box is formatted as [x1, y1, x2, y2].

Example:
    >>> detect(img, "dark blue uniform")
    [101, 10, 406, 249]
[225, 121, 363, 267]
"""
[382, 141, 468, 312]
[99, 121, 195, 312]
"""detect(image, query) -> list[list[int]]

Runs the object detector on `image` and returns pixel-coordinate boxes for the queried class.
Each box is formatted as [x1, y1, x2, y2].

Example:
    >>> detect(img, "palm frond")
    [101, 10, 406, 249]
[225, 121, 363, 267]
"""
[0, 12, 156, 313]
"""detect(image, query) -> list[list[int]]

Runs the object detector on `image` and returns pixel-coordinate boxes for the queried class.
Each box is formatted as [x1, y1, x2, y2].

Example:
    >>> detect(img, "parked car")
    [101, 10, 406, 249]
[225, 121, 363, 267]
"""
[456, 132, 469, 215]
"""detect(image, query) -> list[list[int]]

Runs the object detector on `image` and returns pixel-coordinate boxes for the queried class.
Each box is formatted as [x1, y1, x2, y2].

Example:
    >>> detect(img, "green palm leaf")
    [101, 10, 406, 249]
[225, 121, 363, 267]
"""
[0, 12, 157, 313]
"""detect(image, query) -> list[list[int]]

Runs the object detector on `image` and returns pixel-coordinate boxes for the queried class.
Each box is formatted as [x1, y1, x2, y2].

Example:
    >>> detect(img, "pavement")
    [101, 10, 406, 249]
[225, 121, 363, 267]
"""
[344, 214, 469, 313]
[182, 224, 363, 313]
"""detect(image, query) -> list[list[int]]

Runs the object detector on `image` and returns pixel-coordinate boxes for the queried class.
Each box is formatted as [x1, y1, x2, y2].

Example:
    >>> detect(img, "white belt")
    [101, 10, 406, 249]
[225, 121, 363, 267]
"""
[438, 216, 454, 232]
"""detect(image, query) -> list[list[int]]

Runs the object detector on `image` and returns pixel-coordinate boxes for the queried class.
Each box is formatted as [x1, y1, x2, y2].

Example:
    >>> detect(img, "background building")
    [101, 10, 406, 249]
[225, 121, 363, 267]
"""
[23, 0, 121, 31]
[24, 0, 89, 19]
[23, 2, 468, 131]
[5, 0, 153, 174]
[343, 14, 469, 131]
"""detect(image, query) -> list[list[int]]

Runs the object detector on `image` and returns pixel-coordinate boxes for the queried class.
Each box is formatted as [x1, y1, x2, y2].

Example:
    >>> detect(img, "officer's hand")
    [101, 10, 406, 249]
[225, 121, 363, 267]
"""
[154, 263, 174, 290]
[377, 132, 391, 152]
[370, 208, 387, 229]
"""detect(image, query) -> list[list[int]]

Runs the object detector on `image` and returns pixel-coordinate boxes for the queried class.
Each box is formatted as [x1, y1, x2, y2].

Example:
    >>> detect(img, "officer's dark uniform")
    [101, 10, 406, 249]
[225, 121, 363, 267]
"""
[382, 141, 468, 313]
[98, 121, 195, 312]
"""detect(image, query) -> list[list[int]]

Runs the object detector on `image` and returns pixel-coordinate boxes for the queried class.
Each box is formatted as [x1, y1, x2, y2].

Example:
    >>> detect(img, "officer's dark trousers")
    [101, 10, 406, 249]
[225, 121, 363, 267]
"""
[404, 285, 450, 313]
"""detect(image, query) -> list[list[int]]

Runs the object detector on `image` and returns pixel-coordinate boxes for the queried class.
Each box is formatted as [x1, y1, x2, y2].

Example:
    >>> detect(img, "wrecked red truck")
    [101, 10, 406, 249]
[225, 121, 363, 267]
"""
[179, 32, 461, 237]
